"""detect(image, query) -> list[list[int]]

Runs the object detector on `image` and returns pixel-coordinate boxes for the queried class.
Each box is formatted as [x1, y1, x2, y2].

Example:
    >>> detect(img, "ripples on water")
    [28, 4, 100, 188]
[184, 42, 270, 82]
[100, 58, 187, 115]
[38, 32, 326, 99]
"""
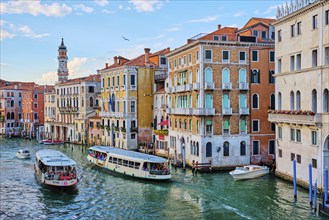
[0, 138, 325, 219]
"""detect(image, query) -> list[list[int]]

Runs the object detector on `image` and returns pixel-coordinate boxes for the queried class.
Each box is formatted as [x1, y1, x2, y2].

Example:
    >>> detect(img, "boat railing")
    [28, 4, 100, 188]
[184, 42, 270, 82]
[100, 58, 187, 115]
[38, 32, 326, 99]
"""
[149, 169, 170, 175]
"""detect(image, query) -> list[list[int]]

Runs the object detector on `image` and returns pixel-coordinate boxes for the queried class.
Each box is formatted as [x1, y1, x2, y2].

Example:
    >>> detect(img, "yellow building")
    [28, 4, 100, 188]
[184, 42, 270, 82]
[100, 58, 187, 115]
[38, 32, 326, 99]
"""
[100, 48, 169, 150]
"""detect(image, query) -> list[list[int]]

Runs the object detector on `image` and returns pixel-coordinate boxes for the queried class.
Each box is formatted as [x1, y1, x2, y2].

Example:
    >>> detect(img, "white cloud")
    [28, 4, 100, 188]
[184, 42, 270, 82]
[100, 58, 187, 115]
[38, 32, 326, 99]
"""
[129, 0, 163, 12]
[36, 71, 57, 85]
[0, 29, 16, 41]
[94, 0, 109, 7]
[73, 4, 94, 13]
[187, 15, 219, 23]
[102, 9, 115, 14]
[67, 57, 89, 78]
[0, 20, 6, 26]
[234, 11, 245, 17]
[118, 5, 123, 10]
[18, 25, 49, 39]
[228, 24, 238, 28]
[166, 27, 181, 32]
[264, 5, 280, 15]
[0, 0, 72, 17]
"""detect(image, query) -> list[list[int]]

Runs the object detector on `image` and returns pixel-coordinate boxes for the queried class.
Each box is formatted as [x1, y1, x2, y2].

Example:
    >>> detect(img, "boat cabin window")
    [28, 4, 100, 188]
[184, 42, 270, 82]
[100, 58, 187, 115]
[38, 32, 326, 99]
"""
[113, 157, 118, 164]
[123, 160, 128, 166]
[129, 161, 134, 168]
[135, 162, 140, 170]
[118, 159, 123, 165]
[108, 156, 113, 163]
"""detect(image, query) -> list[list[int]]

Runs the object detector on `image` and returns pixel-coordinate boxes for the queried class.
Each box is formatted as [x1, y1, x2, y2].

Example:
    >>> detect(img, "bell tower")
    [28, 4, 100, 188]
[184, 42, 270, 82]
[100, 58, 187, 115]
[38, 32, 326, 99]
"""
[57, 38, 69, 82]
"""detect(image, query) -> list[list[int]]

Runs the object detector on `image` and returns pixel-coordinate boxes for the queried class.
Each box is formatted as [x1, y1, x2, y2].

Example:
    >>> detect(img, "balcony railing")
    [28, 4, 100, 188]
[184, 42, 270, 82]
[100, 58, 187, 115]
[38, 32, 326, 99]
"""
[130, 127, 138, 133]
[239, 82, 249, 90]
[185, 84, 193, 91]
[222, 82, 232, 90]
[239, 107, 250, 115]
[268, 112, 322, 126]
[222, 107, 232, 115]
[192, 108, 215, 115]
[176, 85, 186, 93]
[193, 83, 200, 90]
[204, 82, 215, 90]
[166, 87, 172, 93]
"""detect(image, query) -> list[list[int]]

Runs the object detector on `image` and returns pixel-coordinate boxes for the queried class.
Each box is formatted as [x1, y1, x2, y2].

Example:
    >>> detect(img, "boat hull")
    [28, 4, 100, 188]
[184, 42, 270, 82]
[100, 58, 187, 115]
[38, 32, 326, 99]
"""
[42, 140, 64, 145]
[16, 153, 31, 159]
[87, 155, 171, 180]
[229, 167, 269, 180]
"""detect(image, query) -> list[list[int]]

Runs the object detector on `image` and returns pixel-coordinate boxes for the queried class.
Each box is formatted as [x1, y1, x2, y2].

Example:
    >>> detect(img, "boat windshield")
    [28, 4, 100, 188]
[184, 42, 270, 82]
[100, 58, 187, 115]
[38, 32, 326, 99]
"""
[143, 162, 170, 175]
[44, 165, 77, 181]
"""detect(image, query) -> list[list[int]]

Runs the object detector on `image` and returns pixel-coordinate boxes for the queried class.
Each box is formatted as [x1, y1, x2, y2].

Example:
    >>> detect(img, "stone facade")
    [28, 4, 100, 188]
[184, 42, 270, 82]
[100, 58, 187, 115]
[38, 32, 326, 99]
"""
[270, 0, 329, 189]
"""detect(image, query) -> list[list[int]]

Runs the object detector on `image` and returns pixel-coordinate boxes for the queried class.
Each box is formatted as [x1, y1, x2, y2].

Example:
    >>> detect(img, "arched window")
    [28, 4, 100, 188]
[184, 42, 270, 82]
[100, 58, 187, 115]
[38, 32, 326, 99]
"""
[205, 68, 213, 83]
[11, 112, 14, 119]
[205, 93, 213, 108]
[196, 120, 199, 132]
[6, 112, 10, 119]
[270, 94, 275, 110]
[240, 141, 246, 156]
[312, 89, 317, 113]
[189, 70, 193, 84]
[252, 94, 259, 109]
[269, 70, 275, 84]
[323, 89, 329, 112]
[239, 68, 246, 83]
[278, 92, 282, 110]
[189, 95, 192, 108]
[169, 96, 172, 108]
[111, 94, 115, 112]
[223, 119, 229, 134]
[189, 119, 192, 132]
[10, 100, 14, 107]
[240, 94, 247, 108]
[155, 96, 158, 108]
[196, 69, 199, 83]
[222, 68, 230, 83]
[89, 97, 94, 107]
[251, 69, 260, 83]
[290, 91, 295, 110]
[223, 94, 229, 108]
[206, 142, 212, 157]
[174, 75, 177, 86]
[196, 94, 199, 108]
[296, 91, 301, 110]
[190, 141, 193, 155]
[196, 142, 199, 156]
[223, 141, 229, 156]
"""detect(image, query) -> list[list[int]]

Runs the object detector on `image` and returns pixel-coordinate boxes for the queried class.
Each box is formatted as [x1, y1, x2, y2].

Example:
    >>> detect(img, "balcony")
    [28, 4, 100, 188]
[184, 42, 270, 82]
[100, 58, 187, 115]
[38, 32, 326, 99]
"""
[34, 119, 39, 123]
[239, 107, 250, 115]
[268, 112, 322, 126]
[204, 82, 215, 90]
[239, 82, 249, 90]
[176, 85, 186, 93]
[165, 87, 172, 93]
[185, 84, 193, 91]
[222, 107, 232, 115]
[193, 83, 200, 90]
[166, 108, 194, 115]
[222, 83, 232, 90]
[130, 127, 138, 133]
[192, 108, 215, 115]
[223, 130, 230, 135]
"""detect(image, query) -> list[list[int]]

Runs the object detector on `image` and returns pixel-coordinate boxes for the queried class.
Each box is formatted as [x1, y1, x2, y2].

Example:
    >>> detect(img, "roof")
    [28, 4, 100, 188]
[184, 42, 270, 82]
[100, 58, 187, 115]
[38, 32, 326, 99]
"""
[123, 54, 157, 67]
[155, 87, 165, 94]
[90, 146, 168, 163]
[150, 47, 170, 57]
[240, 17, 275, 30]
[36, 149, 76, 166]
[57, 74, 101, 86]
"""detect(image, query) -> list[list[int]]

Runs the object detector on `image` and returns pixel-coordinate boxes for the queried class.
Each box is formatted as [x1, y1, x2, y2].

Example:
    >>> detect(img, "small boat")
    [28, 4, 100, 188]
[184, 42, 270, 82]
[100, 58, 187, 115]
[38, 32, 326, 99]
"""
[229, 165, 269, 180]
[88, 146, 171, 180]
[16, 149, 31, 159]
[42, 139, 64, 145]
[34, 149, 78, 187]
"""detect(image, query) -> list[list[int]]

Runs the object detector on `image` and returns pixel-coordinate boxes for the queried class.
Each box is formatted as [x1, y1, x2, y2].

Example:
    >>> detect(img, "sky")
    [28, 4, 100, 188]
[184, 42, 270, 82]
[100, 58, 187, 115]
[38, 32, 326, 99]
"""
[1, 0, 281, 85]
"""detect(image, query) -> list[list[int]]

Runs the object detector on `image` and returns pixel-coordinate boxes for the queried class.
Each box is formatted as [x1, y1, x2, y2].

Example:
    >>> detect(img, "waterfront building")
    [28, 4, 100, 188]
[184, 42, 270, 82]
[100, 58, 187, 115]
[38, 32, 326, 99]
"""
[21, 85, 53, 139]
[269, 0, 329, 189]
[99, 48, 169, 150]
[0, 80, 37, 135]
[44, 39, 101, 143]
[44, 88, 56, 139]
[88, 93, 103, 145]
[166, 18, 275, 169]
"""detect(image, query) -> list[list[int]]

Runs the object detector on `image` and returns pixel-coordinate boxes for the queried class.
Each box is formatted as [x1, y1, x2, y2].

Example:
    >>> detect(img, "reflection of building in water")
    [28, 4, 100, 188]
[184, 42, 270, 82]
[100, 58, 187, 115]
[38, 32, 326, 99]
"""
[270, 0, 329, 189]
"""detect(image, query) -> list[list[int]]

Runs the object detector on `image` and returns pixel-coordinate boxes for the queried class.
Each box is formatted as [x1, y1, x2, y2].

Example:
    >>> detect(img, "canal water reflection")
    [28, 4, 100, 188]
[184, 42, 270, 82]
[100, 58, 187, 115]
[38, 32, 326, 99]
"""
[0, 138, 325, 219]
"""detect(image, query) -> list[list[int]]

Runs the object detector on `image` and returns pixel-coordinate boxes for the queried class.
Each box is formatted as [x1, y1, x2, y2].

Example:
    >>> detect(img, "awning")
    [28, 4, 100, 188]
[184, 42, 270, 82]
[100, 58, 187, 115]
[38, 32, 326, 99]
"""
[158, 120, 169, 126]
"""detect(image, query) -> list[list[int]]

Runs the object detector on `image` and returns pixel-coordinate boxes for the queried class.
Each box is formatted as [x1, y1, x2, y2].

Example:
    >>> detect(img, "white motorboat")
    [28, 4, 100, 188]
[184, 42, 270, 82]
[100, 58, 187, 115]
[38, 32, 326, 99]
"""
[34, 149, 78, 187]
[88, 146, 171, 180]
[16, 149, 31, 159]
[229, 165, 269, 180]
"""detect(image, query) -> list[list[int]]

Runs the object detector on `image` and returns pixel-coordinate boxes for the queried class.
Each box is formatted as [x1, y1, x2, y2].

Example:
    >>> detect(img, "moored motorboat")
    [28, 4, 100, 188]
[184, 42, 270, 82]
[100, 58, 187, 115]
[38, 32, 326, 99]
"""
[88, 146, 171, 180]
[16, 149, 31, 159]
[34, 149, 78, 187]
[42, 139, 64, 145]
[229, 165, 269, 180]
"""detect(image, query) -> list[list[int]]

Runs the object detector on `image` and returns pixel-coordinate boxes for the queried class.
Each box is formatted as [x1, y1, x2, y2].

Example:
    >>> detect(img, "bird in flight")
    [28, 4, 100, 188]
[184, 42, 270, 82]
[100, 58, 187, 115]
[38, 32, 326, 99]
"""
[122, 36, 129, 41]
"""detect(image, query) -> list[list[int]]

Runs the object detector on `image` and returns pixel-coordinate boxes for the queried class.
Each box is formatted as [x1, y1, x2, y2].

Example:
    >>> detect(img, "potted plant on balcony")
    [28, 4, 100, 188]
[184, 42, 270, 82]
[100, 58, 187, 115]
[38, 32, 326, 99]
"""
[120, 127, 126, 133]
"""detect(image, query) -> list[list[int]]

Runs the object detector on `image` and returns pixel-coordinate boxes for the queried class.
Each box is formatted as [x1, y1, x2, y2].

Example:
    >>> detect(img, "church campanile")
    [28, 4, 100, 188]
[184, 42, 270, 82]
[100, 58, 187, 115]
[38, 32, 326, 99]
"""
[57, 38, 69, 82]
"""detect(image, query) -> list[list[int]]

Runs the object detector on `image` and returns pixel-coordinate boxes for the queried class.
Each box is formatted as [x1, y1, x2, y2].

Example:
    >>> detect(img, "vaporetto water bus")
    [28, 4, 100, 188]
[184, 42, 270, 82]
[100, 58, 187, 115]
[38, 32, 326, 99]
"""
[88, 146, 171, 180]
[34, 149, 78, 187]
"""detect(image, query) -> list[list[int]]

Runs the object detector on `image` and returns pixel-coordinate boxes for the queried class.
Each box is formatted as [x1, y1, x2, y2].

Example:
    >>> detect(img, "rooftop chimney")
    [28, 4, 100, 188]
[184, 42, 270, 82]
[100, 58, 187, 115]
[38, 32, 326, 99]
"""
[144, 48, 150, 66]
[105, 63, 109, 68]
[114, 56, 118, 64]
[218, 25, 221, 30]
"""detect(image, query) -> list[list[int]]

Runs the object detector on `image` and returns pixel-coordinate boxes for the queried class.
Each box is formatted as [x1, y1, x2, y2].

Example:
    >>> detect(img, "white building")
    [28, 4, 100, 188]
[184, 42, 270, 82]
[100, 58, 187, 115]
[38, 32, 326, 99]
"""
[270, 0, 329, 189]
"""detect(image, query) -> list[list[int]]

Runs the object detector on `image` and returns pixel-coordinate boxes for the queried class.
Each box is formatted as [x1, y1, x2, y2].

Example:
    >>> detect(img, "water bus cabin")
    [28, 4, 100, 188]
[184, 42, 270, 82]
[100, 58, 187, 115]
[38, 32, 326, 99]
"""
[88, 146, 171, 180]
[35, 149, 78, 187]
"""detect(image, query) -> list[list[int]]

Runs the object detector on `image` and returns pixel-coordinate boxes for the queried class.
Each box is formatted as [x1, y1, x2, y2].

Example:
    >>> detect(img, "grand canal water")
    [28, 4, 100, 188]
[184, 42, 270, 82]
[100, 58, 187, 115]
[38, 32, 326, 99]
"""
[0, 137, 326, 220]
